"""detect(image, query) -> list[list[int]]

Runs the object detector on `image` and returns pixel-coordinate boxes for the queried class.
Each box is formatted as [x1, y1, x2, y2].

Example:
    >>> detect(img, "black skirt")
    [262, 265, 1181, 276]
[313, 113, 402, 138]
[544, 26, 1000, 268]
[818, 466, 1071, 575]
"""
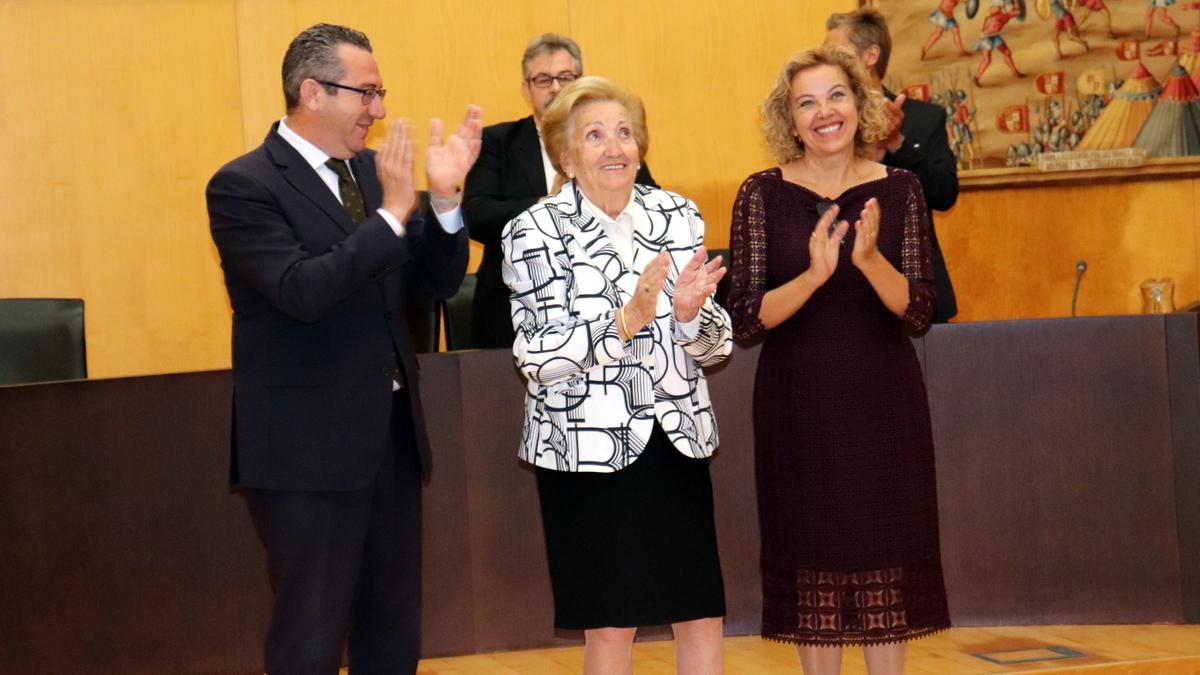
[535, 423, 726, 630]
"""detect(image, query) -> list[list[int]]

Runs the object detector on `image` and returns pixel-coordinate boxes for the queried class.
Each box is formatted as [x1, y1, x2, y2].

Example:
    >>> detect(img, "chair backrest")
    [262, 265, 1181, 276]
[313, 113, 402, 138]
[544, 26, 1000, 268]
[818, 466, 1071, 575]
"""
[442, 274, 477, 351]
[707, 248, 733, 310]
[0, 298, 87, 385]
[403, 190, 443, 354]
[405, 293, 441, 354]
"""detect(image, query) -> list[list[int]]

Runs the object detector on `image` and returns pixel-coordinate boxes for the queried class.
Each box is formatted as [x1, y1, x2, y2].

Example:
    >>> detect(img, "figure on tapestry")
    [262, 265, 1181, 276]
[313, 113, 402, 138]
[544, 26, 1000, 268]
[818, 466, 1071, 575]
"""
[974, 0, 1029, 86]
[923, 0, 975, 59]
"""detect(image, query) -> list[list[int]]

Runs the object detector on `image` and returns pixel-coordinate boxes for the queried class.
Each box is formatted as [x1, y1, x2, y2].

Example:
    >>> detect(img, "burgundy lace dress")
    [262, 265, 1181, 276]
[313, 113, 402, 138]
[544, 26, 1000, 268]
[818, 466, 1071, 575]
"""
[727, 167, 950, 646]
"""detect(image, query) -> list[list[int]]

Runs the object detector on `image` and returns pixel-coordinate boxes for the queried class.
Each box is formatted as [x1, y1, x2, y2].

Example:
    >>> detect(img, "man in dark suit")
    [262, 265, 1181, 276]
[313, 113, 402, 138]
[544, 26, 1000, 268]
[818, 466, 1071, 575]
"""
[463, 33, 656, 348]
[827, 9, 960, 323]
[206, 23, 481, 674]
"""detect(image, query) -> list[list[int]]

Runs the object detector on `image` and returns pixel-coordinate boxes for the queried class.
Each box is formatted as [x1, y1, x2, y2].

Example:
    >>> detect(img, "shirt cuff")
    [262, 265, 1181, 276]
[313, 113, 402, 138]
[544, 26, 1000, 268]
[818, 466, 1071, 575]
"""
[673, 313, 701, 341]
[432, 205, 464, 233]
[376, 208, 407, 238]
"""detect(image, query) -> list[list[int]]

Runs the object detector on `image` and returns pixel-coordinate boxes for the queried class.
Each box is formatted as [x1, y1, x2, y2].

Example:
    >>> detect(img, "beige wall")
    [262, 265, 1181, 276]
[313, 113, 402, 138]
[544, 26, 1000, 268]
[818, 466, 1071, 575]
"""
[1, 0, 1193, 379]
[941, 177, 1199, 322]
[0, 0, 242, 378]
[0, 0, 845, 378]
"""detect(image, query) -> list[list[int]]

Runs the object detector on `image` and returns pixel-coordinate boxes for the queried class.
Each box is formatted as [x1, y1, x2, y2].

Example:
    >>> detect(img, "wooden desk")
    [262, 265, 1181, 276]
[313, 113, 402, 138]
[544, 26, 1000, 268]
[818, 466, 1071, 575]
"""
[1, 314, 1197, 673]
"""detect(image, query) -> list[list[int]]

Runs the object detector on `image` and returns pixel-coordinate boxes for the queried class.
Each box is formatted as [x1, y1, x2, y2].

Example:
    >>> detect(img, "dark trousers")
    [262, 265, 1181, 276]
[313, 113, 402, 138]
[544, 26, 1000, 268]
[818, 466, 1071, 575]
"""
[244, 392, 422, 675]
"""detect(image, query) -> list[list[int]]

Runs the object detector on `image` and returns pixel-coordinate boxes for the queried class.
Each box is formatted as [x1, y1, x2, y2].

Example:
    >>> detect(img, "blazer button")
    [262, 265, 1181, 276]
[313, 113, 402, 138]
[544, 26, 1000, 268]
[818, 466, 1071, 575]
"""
[641, 355, 654, 368]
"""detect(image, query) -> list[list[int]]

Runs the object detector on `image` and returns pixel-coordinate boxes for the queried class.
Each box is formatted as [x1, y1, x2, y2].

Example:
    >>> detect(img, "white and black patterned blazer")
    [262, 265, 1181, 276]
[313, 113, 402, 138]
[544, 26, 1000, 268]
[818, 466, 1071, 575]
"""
[501, 182, 732, 472]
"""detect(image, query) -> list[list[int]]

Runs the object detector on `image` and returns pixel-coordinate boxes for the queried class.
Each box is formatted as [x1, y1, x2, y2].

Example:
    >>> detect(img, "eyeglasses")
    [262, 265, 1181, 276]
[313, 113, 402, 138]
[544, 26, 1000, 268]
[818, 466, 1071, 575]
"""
[525, 72, 579, 89]
[317, 80, 387, 105]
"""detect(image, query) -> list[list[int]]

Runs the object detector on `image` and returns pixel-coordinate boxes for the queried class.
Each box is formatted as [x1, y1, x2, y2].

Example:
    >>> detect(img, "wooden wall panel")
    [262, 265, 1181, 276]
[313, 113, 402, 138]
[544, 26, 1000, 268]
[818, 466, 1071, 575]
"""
[2, 0, 1195, 377]
[233, 0, 297, 151]
[1194, 178, 1200, 309]
[939, 178, 1199, 321]
[0, 0, 243, 379]
[926, 317, 1183, 624]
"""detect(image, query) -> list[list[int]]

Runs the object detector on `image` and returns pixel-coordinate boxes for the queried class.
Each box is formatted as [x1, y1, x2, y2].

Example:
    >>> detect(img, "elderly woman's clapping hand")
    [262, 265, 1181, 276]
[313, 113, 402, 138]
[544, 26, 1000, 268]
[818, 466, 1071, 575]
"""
[673, 247, 726, 323]
[621, 252, 670, 338]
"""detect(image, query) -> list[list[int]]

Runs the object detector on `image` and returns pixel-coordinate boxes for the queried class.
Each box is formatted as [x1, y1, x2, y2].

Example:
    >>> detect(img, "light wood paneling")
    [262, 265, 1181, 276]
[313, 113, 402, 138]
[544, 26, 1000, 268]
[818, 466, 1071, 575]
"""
[233, 0, 296, 151]
[1, 0, 1194, 377]
[941, 178, 1199, 320]
[1194, 177, 1200, 309]
[0, 0, 243, 378]
[413, 626, 1200, 674]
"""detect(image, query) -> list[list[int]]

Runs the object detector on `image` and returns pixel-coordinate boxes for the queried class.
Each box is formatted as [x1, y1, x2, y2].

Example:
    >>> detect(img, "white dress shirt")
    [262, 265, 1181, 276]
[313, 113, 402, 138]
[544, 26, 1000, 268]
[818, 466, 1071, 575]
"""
[536, 128, 559, 195]
[577, 189, 700, 338]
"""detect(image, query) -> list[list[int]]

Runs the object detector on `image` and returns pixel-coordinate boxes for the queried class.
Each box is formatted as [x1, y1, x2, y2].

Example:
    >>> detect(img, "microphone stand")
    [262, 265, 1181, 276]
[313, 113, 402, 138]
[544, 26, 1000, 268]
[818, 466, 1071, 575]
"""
[1071, 260, 1087, 317]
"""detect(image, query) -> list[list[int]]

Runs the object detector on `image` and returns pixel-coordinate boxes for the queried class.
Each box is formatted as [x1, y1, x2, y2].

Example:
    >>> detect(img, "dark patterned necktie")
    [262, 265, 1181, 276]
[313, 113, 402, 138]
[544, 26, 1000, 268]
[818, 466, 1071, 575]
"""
[324, 158, 367, 224]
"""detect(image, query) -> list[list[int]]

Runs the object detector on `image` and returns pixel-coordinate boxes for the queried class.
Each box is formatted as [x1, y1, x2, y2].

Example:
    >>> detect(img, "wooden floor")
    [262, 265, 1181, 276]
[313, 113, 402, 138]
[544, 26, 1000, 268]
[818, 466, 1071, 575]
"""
[410, 626, 1200, 674]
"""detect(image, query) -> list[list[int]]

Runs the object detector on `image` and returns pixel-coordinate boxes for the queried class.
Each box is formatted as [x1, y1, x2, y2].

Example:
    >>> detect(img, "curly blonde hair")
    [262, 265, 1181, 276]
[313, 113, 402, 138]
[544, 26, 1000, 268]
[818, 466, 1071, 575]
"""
[541, 76, 648, 178]
[760, 44, 888, 164]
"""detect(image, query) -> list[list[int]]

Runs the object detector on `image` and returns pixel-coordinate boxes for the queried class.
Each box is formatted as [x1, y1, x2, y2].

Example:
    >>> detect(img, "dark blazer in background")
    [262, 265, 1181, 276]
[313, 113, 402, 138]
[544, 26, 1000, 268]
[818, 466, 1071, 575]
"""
[207, 122, 469, 490]
[884, 94, 959, 323]
[463, 115, 657, 349]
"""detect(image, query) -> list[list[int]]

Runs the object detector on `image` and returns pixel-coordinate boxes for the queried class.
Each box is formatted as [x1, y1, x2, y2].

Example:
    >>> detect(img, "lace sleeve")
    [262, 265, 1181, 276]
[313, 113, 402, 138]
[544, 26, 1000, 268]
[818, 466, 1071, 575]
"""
[900, 176, 936, 335]
[727, 173, 771, 343]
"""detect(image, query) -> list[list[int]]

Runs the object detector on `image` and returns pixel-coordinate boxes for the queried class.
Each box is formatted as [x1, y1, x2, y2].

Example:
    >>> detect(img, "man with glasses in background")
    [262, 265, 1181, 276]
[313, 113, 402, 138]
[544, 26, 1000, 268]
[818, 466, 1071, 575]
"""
[206, 23, 481, 673]
[463, 33, 656, 349]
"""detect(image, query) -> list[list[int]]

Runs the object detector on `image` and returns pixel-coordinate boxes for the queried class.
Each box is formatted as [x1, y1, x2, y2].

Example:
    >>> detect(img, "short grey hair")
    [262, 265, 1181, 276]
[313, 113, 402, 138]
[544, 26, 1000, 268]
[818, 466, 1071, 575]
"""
[520, 33, 583, 79]
[541, 76, 648, 178]
[282, 23, 372, 111]
[826, 8, 892, 79]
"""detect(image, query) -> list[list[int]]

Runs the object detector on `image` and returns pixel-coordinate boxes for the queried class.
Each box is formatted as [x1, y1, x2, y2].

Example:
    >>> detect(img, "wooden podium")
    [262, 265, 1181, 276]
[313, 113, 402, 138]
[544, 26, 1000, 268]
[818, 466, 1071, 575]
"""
[1, 314, 1198, 673]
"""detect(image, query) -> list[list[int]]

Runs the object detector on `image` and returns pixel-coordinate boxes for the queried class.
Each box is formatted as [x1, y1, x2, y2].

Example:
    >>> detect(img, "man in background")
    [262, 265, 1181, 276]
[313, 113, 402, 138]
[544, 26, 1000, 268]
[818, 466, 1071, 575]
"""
[463, 33, 657, 348]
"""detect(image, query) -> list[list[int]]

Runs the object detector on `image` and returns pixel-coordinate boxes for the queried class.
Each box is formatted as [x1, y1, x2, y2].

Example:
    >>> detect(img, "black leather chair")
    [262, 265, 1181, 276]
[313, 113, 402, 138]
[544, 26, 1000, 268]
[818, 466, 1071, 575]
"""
[404, 190, 443, 354]
[708, 247, 733, 310]
[442, 274, 476, 351]
[0, 298, 87, 385]
[405, 293, 441, 353]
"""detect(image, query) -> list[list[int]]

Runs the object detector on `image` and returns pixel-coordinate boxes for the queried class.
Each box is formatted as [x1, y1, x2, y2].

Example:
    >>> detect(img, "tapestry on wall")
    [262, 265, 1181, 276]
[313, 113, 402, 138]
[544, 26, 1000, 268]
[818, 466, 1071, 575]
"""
[864, 0, 1200, 170]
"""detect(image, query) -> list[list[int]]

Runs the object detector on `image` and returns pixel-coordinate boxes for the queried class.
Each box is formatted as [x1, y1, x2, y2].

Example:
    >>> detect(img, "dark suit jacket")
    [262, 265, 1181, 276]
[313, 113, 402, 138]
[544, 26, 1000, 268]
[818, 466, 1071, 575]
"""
[207, 122, 468, 491]
[884, 93, 959, 323]
[463, 115, 656, 348]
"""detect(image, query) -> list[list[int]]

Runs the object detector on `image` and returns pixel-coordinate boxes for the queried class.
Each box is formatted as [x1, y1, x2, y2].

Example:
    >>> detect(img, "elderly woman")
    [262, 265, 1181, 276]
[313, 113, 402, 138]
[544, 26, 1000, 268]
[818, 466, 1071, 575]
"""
[502, 76, 730, 674]
[726, 45, 950, 674]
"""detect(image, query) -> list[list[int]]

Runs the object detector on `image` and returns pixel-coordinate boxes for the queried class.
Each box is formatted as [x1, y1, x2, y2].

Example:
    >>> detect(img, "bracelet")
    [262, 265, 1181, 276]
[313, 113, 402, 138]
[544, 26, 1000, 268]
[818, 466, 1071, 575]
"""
[429, 187, 462, 210]
[616, 306, 629, 342]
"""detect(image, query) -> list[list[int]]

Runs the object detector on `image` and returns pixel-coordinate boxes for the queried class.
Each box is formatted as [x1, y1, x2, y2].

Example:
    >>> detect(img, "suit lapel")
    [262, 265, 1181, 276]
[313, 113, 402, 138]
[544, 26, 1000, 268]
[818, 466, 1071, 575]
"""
[264, 124, 357, 236]
[513, 116, 548, 196]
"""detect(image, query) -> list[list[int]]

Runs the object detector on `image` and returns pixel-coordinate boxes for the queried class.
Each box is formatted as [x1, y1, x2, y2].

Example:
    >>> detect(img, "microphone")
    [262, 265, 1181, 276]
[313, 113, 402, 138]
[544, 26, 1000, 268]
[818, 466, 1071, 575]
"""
[1071, 260, 1087, 317]
[809, 198, 844, 245]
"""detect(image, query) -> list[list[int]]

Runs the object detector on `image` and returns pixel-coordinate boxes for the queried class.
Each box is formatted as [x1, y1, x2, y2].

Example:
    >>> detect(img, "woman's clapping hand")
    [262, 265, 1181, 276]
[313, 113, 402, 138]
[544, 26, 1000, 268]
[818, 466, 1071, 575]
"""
[673, 247, 726, 324]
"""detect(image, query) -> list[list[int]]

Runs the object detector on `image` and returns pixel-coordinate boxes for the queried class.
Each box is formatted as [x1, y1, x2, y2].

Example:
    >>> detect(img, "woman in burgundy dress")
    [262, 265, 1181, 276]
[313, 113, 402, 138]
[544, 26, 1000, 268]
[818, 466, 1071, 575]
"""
[727, 44, 950, 674]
